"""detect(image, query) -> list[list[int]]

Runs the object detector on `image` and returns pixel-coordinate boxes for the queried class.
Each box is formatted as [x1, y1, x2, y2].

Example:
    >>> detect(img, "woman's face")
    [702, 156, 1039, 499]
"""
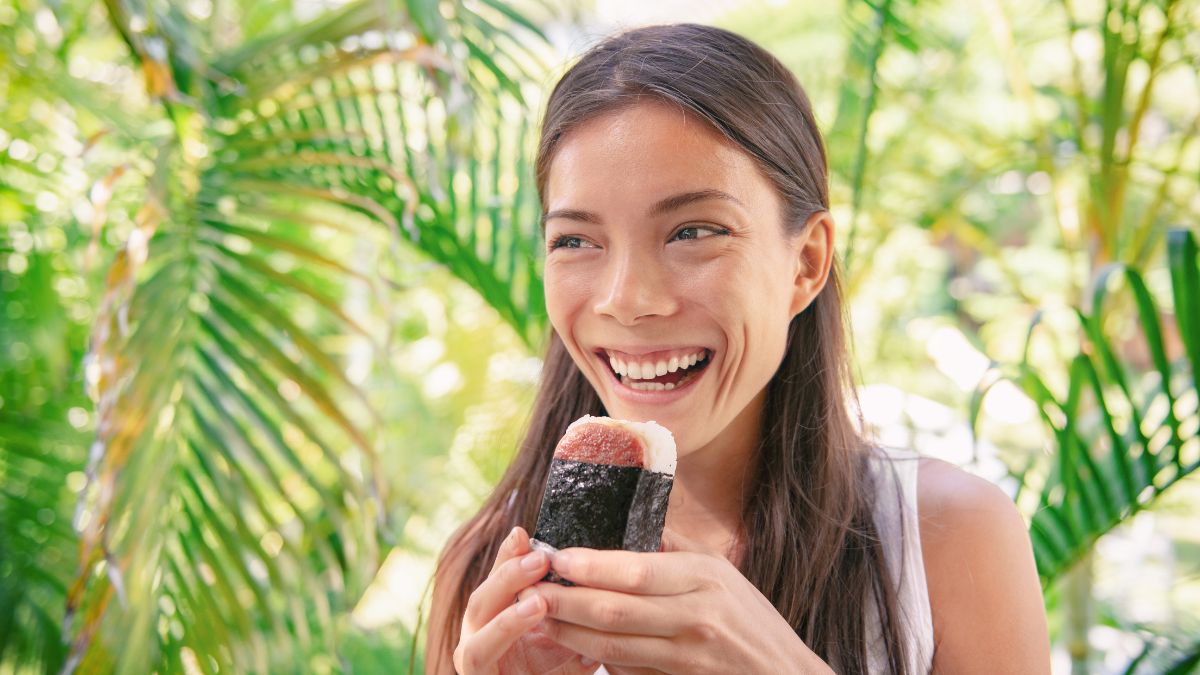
[543, 102, 829, 458]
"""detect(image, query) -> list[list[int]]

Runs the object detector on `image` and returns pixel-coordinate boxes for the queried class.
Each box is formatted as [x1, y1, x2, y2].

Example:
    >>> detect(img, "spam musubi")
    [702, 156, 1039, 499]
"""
[530, 416, 676, 579]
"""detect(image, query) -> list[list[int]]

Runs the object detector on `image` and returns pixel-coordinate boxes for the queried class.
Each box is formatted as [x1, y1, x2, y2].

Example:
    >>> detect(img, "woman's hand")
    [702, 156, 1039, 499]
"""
[518, 531, 834, 675]
[454, 526, 599, 675]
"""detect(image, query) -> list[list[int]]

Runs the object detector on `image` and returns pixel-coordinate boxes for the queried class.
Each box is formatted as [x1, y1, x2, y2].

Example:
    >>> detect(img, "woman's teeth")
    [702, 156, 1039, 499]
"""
[605, 349, 710, 392]
[627, 380, 676, 391]
[608, 350, 707, 380]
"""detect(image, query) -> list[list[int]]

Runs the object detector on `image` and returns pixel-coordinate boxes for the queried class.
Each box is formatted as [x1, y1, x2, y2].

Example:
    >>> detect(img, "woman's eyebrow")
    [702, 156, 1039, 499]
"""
[648, 188, 744, 216]
[541, 188, 743, 227]
[541, 208, 601, 227]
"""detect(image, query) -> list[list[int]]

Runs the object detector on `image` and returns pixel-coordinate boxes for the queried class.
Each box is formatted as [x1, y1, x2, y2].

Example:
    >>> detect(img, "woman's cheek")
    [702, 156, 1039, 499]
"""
[669, 249, 731, 284]
[544, 266, 591, 321]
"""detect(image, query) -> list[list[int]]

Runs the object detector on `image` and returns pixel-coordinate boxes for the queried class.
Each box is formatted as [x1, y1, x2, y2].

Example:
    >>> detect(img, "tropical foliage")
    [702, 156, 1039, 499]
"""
[988, 229, 1199, 585]
[3, 0, 548, 671]
[0, 0, 1197, 672]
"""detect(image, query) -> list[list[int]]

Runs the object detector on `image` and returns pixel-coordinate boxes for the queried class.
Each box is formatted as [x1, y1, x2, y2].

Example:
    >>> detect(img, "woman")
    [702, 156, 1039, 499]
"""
[427, 23, 1049, 674]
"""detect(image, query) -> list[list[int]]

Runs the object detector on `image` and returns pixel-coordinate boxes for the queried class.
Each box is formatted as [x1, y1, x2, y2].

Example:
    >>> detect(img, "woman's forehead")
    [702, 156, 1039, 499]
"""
[544, 103, 768, 213]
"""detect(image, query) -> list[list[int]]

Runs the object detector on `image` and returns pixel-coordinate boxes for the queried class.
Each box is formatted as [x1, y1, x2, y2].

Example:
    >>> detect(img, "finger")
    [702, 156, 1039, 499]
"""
[518, 583, 678, 637]
[458, 595, 547, 674]
[465, 549, 551, 628]
[489, 526, 532, 575]
[541, 618, 678, 670]
[604, 667, 666, 675]
[549, 548, 701, 595]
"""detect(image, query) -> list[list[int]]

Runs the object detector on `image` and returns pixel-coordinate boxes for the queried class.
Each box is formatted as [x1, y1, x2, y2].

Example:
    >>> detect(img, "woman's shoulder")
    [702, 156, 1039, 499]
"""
[914, 456, 1030, 584]
[914, 456, 1016, 520]
[861, 448, 1017, 523]
[913, 457, 1051, 672]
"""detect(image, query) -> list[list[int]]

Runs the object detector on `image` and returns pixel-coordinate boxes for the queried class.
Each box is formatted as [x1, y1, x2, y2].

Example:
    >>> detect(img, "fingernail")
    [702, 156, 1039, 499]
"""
[580, 656, 596, 667]
[520, 551, 545, 571]
[516, 595, 541, 617]
[552, 551, 572, 575]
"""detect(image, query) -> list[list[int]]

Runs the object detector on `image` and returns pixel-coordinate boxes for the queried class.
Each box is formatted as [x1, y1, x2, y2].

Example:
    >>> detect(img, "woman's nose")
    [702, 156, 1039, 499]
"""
[592, 250, 678, 325]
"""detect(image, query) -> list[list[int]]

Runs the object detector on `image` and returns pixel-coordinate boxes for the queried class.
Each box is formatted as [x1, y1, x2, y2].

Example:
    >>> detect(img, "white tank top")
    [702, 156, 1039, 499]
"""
[594, 447, 935, 674]
[864, 446, 936, 673]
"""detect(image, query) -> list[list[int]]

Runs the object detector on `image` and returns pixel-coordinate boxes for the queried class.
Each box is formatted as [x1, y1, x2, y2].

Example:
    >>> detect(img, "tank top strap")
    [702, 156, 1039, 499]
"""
[865, 446, 935, 673]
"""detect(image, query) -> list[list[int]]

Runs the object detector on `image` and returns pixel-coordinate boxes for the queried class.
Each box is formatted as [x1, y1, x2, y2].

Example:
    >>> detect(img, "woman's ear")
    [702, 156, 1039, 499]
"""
[789, 211, 835, 316]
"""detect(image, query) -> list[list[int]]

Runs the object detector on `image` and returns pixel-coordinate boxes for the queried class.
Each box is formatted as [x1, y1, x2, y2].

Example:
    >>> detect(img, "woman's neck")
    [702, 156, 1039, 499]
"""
[666, 389, 764, 558]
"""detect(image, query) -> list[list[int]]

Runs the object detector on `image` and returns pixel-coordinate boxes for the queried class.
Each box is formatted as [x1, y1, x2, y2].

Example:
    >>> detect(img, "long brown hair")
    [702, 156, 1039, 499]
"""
[430, 24, 909, 673]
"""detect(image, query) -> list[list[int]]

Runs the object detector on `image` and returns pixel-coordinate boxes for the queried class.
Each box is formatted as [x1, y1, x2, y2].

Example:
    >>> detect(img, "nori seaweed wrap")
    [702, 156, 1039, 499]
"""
[531, 416, 676, 582]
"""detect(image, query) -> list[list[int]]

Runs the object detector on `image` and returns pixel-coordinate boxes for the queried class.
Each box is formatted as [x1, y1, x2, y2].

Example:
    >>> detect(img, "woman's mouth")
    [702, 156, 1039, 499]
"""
[596, 347, 713, 392]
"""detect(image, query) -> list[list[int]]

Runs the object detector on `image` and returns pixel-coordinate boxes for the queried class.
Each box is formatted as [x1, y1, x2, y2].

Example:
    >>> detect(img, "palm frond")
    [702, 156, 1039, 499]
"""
[1121, 635, 1200, 675]
[827, 0, 928, 273]
[211, 0, 547, 345]
[62, 0, 550, 670]
[0, 11, 109, 667]
[0, 411, 83, 674]
[980, 228, 1200, 584]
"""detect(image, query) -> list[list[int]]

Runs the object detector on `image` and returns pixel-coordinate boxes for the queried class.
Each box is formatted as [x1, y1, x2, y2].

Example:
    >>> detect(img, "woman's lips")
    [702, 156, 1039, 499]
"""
[598, 347, 711, 380]
[594, 348, 713, 398]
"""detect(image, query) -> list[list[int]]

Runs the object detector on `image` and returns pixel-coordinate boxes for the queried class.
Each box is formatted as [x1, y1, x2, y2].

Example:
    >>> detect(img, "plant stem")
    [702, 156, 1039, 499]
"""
[843, 0, 893, 274]
[1065, 550, 1094, 674]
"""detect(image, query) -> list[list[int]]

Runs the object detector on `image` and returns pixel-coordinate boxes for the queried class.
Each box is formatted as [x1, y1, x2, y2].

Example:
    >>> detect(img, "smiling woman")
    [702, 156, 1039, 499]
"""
[427, 23, 1050, 675]
[541, 103, 822, 457]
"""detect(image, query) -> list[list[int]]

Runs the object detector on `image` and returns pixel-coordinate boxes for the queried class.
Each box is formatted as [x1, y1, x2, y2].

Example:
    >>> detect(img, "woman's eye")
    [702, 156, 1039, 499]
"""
[548, 235, 593, 250]
[672, 226, 729, 241]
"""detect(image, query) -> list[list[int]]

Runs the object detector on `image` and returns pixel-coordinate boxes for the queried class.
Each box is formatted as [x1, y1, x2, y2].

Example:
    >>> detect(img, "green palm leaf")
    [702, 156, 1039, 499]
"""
[986, 228, 1200, 584]
[62, 0, 550, 670]
[1121, 636, 1200, 674]
[210, 0, 548, 345]
[0, 410, 83, 673]
[0, 9, 107, 667]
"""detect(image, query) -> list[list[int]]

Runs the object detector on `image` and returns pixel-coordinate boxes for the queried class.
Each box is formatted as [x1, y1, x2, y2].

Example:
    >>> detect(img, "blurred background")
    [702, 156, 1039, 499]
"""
[1, 0, 1198, 672]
